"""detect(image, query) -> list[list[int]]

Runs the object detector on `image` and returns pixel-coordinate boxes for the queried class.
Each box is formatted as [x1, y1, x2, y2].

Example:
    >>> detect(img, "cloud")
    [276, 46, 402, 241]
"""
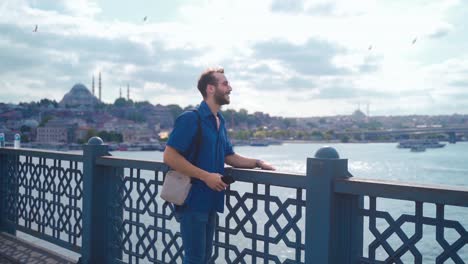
[286, 76, 389, 101]
[29, 0, 101, 17]
[131, 62, 201, 92]
[427, 23, 453, 39]
[270, 0, 304, 13]
[0, 17, 205, 104]
[252, 39, 347, 76]
[238, 39, 381, 95]
[270, 0, 366, 16]
[306, 3, 336, 15]
[450, 80, 468, 87]
[0, 0, 467, 116]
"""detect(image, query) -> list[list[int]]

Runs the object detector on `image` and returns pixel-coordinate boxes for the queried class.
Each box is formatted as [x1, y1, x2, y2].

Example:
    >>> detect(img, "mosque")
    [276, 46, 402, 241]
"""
[59, 83, 99, 108]
[59, 72, 131, 108]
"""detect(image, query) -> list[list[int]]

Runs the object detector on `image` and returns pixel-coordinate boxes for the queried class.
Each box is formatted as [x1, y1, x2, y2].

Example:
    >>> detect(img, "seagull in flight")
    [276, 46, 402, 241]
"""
[412, 37, 417, 44]
[33, 25, 38, 32]
[143, 16, 147, 22]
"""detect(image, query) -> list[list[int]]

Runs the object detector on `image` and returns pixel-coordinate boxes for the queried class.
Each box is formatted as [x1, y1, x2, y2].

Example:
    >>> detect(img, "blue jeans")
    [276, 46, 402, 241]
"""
[176, 209, 217, 264]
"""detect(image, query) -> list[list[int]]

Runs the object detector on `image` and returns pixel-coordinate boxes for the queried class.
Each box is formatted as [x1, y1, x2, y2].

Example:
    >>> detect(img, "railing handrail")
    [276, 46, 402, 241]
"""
[96, 156, 307, 189]
[335, 177, 468, 207]
[0, 147, 83, 162]
[96, 156, 169, 171]
[226, 167, 306, 188]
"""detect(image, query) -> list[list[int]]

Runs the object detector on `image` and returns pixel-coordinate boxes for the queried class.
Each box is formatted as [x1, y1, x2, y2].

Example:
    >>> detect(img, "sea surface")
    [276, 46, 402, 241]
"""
[114, 141, 468, 187]
[18, 142, 468, 263]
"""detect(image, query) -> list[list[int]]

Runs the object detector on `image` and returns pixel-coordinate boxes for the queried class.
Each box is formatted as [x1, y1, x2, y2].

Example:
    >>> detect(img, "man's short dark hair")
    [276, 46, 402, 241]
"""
[197, 67, 224, 98]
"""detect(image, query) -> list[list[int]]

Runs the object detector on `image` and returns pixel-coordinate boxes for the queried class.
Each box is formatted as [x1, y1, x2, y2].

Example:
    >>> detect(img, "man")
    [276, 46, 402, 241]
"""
[163, 67, 274, 264]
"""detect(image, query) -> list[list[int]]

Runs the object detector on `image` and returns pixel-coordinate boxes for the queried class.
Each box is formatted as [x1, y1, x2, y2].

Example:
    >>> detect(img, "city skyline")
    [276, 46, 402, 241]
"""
[1, 0, 468, 117]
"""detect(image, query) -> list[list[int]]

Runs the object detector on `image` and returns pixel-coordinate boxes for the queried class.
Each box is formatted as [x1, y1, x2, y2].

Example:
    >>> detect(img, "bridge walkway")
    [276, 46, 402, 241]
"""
[0, 232, 76, 264]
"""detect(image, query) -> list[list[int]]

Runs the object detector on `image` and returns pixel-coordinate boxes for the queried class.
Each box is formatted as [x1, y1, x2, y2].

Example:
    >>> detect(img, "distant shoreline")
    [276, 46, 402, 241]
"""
[281, 140, 393, 144]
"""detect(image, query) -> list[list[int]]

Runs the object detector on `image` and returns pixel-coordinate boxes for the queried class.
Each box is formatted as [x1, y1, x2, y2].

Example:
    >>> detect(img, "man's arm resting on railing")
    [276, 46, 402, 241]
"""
[225, 154, 275, 170]
[163, 146, 227, 191]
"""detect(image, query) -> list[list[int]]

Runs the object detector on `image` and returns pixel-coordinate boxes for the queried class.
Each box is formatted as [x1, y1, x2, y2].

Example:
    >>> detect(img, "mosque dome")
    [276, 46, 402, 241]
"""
[60, 83, 99, 108]
[70, 83, 89, 94]
[351, 109, 366, 121]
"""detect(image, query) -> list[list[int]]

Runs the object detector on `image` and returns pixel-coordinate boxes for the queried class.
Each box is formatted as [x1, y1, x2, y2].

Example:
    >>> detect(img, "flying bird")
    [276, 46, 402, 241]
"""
[33, 25, 38, 32]
[412, 37, 417, 44]
[143, 16, 147, 22]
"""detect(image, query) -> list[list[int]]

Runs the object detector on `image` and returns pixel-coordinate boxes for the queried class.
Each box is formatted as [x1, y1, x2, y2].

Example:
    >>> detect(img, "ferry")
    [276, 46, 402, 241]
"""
[410, 146, 426, 152]
[397, 139, 445, 149]
[249, 139, 269, 147]
[249, 138, 283, 147]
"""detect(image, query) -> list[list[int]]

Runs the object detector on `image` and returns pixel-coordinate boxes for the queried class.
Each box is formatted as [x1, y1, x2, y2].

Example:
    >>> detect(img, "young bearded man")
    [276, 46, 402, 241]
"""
[163, 67, 275, 264]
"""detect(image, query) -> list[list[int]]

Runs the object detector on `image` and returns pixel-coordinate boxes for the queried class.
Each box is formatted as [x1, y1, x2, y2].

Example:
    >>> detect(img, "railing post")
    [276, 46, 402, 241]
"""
[0, 150, 17, 235]
[306, 146, 363, 264]
[81, 137, 112, 264]
[0, 150, 7, 233]
[0, 151, 5, 233]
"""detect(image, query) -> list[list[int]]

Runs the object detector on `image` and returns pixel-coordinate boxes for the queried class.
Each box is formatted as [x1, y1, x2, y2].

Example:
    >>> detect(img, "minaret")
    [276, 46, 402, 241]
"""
[119, 86, 122, 98]
[98, 72, 102, 101]
[92, 75, 95, 96]
[366, 103, 370, 123]
[127, 84, 130, 100]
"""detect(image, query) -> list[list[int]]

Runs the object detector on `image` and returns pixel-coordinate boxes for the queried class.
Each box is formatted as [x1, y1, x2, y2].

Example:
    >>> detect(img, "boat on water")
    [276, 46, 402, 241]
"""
[410, 146, 426, 152]
[249, 138, 282, 147]
[112, 142, 165, 151]
[397, 139, 445, 149]
[249, 139, 269, 147]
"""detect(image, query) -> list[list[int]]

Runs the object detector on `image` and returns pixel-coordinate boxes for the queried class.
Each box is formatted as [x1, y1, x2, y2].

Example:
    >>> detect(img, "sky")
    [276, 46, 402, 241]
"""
[1, 0, 468, 117]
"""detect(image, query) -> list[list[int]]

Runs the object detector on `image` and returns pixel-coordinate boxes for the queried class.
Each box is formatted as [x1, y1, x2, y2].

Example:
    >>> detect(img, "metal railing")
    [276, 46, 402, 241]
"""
[336, 178, 468, 263]
[0, 137, 467, 264]
[0, 148, 83, 253]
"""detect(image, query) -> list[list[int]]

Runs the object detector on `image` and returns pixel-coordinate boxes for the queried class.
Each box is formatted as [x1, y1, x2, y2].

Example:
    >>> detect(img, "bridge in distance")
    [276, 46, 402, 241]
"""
[335, 126, 468, 143]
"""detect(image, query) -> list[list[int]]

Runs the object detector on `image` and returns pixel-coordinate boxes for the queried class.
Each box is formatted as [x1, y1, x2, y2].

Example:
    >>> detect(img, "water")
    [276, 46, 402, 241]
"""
[234, 142, 468, 186]
[17, 142, 468, 262]
[112, 142, 468, 262]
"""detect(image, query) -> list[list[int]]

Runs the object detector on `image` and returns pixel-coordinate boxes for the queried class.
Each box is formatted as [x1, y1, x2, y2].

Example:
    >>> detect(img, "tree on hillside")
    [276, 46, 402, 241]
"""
[167, 104, 183, 119]
[20, 125, 31, 133]
[135, 101, 152, 108]
[39, 115, 53, 127]
[98, 131, 123, 142]
[39, 99, 58, 108]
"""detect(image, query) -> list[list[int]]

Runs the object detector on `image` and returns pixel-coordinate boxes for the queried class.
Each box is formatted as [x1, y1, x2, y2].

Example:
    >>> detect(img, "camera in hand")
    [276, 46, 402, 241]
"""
[221, 176, 235, 184]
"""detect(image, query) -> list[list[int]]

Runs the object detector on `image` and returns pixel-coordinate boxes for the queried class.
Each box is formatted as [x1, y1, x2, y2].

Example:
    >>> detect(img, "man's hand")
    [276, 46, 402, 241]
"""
[224, 154, 276, 171]
[257, 160, 275, 171]
[203, 172, 228, 191]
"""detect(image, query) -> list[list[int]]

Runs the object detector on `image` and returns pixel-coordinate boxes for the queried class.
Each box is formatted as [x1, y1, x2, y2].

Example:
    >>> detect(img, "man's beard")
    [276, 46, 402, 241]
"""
[214, 87, 230, 105]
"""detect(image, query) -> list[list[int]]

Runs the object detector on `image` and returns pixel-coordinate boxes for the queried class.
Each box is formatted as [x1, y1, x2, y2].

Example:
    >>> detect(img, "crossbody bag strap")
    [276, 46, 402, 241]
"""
[191, 109, 202, 165]
[188, 109, 202, 184]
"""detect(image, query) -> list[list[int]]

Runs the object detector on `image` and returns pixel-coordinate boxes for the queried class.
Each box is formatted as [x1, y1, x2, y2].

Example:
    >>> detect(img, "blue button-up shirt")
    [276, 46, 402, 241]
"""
[166, 101, 234, 213]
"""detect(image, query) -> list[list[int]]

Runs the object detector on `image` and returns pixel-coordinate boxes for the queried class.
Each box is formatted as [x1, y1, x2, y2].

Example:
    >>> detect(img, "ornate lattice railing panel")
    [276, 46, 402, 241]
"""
[1, 151, 83, 253]
[360, 196, 468, 264]
[214, 182, 306, 264]
[108, 166, 183, 264]
[102, 158, 307, 264]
